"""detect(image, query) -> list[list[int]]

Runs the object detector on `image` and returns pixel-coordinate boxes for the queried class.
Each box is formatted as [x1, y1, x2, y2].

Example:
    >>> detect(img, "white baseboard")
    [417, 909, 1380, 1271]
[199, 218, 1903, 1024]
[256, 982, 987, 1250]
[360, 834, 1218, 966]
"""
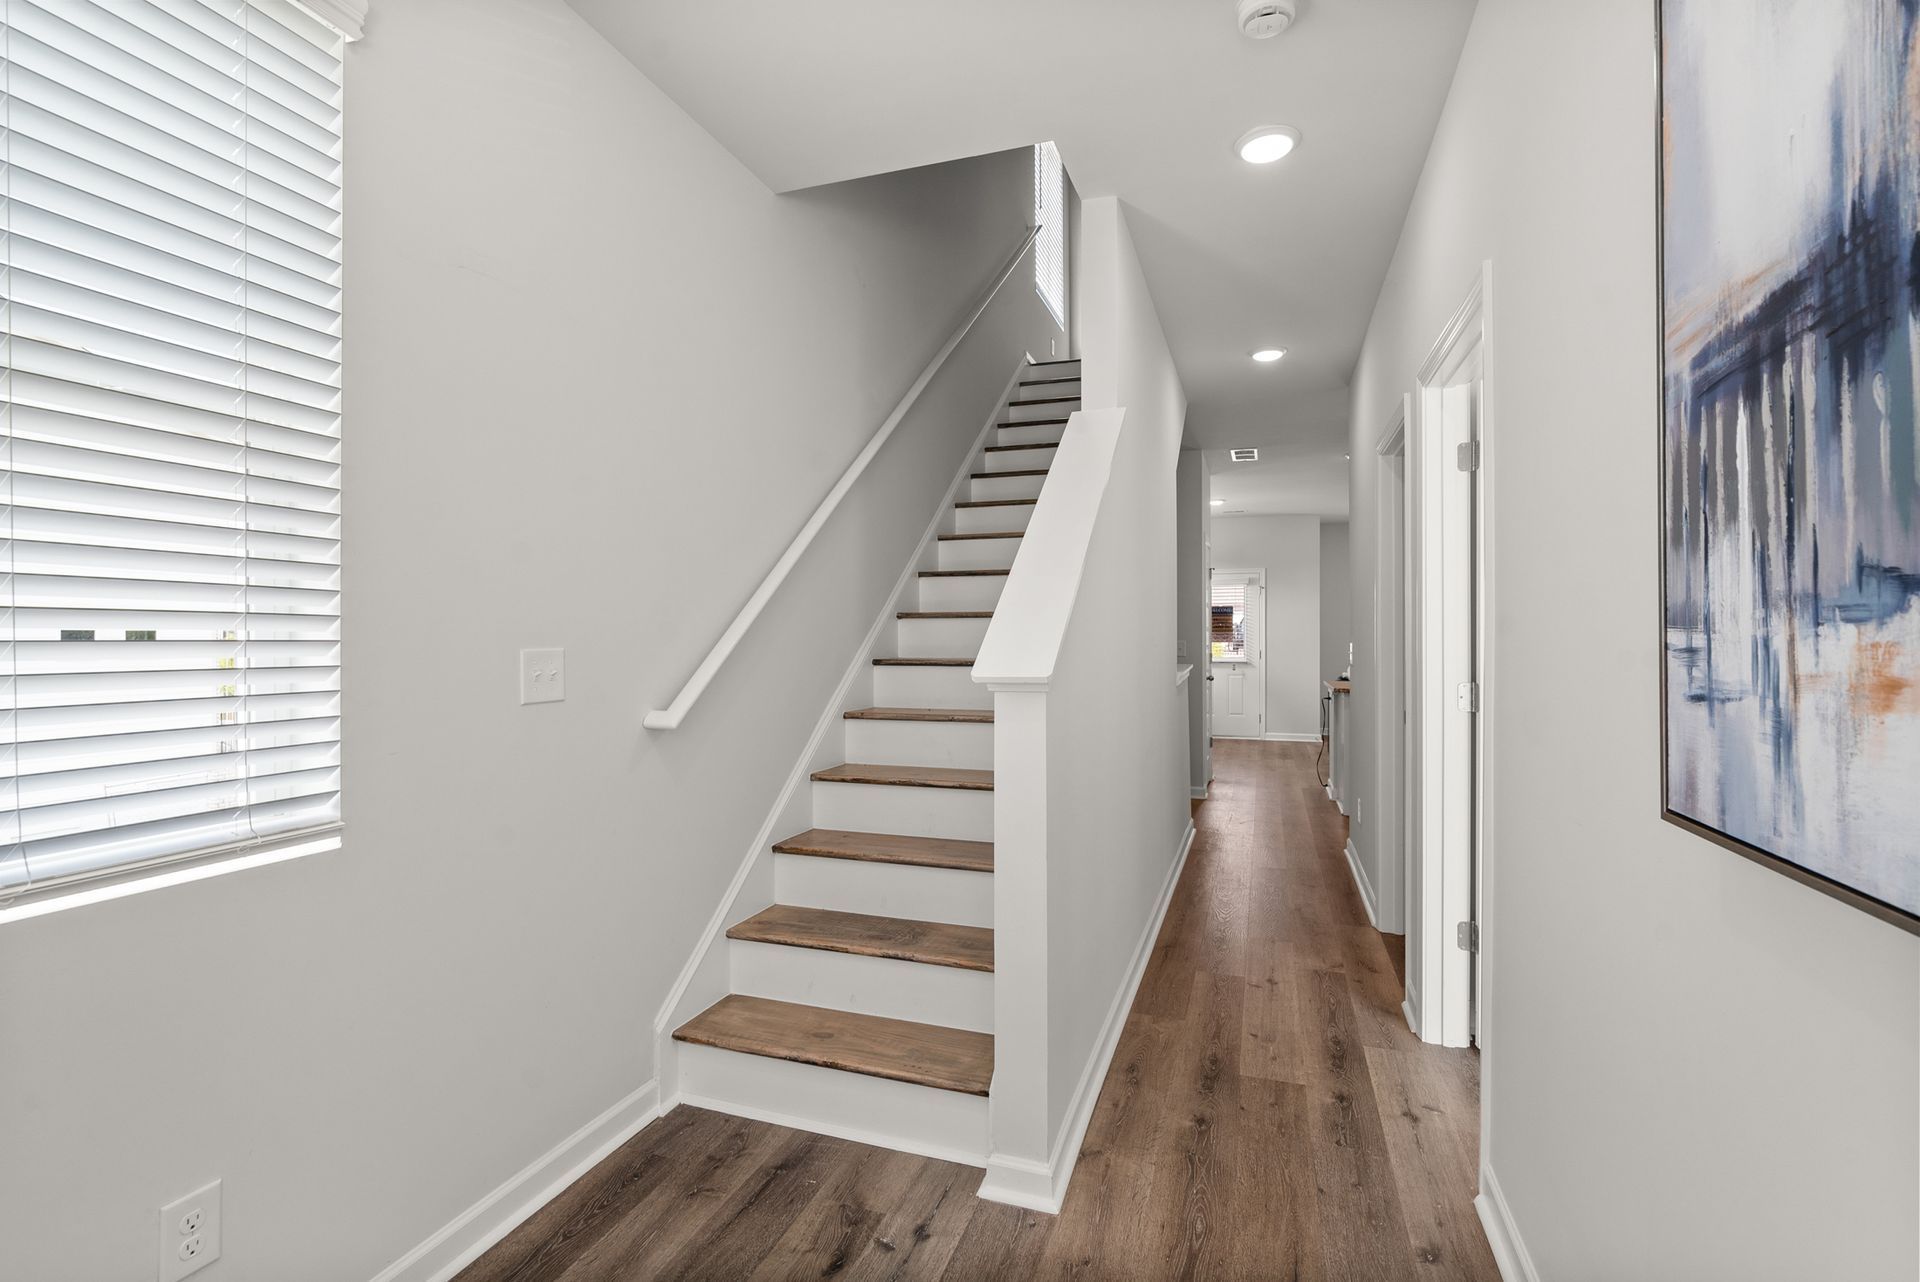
[1475, 1162, 1541, 1282]
[1189, 785, 1208, 800]
[978, 819, 1197, 1213]
[1343, 837, 1379, 928]
[1262, 731, 1321, 743]
[370, 1080, 661, 1282]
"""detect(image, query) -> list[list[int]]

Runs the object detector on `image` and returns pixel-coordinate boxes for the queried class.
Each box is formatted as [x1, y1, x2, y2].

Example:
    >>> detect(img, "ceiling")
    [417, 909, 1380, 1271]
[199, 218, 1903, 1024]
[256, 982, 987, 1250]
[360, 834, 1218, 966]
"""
[568, 0, 1476, 518]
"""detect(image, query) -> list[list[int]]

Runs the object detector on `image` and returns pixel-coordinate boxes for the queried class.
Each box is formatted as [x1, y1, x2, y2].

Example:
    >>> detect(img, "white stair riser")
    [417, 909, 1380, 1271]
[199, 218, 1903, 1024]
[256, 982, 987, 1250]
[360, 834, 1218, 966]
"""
[996, 421, 1066, 448]
[896, 614, 992, 657]
[810, 779, 994, 841]
[938, 537, 1022, 572]
[1004, 400, 1075, 424]
[729, 940, 993, 1033]
[981, 445, 1057, 473]
[845, 717, 992, 768]
[917, 574, 1007, 612]
[954, 502, 1034, 534]
[773, 852, 993, 928]
[675, 1043, 989, 1166]
[874, 663, 987, 708]
[1017, 377, 1080, 399]
[968, 472, 1046, 503]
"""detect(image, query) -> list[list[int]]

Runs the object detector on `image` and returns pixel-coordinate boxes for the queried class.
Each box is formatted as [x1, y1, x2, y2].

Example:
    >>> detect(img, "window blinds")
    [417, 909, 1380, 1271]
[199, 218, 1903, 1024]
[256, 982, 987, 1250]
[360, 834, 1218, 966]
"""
[1033, 141, 1065, 327]
[0, 0, 343, 900]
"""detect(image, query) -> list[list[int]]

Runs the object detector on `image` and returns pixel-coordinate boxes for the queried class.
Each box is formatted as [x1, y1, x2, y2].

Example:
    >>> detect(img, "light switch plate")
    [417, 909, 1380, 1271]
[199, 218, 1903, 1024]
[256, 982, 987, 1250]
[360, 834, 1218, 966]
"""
[159, 1179, 221, 1281]
[520, 648, 565, 705]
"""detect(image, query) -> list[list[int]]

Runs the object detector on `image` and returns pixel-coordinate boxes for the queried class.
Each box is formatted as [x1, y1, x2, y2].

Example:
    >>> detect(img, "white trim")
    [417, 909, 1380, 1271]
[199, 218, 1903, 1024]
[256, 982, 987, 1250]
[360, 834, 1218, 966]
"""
[646, 228, 1040, 729]
[650, 362, 1027, 1101]
[1190, 785, 1209, 800]
[1262, 731, 1320, 743]
[0, 829, 340, 925]
[1474, 1163, 1540, 1282]
[671, 1088, 985, 1170]
[287, 0, 367, 40]
[369, 1080, 660, 1282]
[978, 819, 1196, 1212]
[1343, 837, 1379, 928]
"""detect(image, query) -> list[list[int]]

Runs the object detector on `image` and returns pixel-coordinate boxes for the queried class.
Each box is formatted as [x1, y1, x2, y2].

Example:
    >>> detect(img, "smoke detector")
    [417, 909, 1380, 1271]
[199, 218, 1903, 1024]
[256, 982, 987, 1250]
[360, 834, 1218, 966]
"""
[1237, 0, 1297, 39]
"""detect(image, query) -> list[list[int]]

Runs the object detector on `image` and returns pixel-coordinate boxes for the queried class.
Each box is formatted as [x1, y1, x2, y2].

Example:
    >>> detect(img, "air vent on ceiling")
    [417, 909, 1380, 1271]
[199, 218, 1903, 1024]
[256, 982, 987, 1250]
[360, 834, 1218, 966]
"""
[1229, 448, 1259, 462]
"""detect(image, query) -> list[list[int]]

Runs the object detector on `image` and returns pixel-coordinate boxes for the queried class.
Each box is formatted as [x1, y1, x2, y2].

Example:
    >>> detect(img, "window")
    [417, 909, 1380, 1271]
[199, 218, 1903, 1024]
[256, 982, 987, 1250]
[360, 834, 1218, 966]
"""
[0, 0, 344, 906]
[1033, 140, 1066, 327]
[1211, 581, 1249, 661]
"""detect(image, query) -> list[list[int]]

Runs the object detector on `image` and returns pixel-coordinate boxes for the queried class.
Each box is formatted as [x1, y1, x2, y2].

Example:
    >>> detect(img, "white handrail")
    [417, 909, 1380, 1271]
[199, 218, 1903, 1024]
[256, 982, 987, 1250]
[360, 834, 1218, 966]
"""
[644, 225, 1042, 731]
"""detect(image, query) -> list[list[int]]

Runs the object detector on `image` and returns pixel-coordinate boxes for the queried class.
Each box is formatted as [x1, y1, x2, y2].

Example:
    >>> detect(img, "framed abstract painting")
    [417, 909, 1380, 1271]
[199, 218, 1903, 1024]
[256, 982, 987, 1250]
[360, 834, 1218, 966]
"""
[1659, 0, 1920, 931]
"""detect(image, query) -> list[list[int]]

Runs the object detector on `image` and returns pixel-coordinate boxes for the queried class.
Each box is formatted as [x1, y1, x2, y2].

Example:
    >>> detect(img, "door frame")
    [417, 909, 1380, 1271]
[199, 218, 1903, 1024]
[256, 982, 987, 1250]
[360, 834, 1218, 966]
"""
[1408, 263, 1495, 1053]
[1208, 568, 1265, 740]
[1373, 399, 1411, 939]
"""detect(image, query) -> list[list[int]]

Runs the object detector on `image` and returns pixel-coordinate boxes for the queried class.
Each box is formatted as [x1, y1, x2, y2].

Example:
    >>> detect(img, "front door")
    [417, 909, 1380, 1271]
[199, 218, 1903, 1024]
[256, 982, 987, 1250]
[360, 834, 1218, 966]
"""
[1209, 571, 1264, 739]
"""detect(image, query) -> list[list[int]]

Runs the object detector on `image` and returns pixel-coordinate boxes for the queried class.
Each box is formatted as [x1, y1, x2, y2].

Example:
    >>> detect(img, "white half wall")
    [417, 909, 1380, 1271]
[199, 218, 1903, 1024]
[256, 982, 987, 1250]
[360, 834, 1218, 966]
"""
[1347, 3, 1919, 1279]
[1319, 520, 1351, 683]
[0, 3, 1063, 1278]
[1210, 514, 1323, 738]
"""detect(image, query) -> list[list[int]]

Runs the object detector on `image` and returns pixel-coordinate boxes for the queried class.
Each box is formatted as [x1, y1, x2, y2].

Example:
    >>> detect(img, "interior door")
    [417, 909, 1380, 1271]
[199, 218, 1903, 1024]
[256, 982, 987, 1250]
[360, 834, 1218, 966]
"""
[1438, 382, 1478, 1047]
[1210, 573, 1264, 739]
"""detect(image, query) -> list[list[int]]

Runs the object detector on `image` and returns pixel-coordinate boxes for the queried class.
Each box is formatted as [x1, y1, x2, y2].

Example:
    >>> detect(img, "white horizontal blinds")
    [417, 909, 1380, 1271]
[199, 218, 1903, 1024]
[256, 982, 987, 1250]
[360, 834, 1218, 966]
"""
[1033, 141, 1065, 327]
[1210, 582, 1247, 660]
[0, 0, 343, 895]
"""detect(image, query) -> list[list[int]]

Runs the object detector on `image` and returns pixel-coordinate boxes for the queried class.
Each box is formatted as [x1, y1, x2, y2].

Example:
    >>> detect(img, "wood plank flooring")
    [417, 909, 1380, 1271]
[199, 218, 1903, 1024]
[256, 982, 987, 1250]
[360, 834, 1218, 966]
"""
[458, 740, 1495, 1282]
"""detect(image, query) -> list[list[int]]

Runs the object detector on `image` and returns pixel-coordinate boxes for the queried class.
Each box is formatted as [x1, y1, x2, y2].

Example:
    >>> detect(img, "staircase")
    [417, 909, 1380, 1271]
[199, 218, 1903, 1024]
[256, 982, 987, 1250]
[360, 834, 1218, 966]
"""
[670, 358, 1081, 1161]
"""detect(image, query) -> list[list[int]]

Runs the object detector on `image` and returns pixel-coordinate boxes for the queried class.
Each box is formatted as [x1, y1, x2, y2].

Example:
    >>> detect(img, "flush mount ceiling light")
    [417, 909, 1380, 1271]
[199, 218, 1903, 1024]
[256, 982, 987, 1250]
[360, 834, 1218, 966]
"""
[1251, 348, 1286, 363]
[1236, 125, 1300, 165]
[1211, 498, 1225, 505]
[1229, 448, 1259, 462]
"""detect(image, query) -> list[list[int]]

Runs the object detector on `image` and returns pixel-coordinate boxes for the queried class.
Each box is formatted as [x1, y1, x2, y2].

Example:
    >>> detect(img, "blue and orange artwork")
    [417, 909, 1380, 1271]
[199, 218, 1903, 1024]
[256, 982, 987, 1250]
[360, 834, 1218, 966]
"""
[1661, 0, 1920, 925]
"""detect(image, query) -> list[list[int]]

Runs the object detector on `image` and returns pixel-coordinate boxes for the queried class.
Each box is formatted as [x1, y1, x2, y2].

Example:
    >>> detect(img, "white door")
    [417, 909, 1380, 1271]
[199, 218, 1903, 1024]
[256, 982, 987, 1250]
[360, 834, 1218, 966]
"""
[1210, 572, 1264, 739]
[1437, 381, 1478, 1047]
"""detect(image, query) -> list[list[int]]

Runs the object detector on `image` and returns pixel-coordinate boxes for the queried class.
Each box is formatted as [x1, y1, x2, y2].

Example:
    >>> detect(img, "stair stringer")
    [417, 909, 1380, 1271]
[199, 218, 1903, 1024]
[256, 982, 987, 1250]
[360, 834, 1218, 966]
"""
[650, 358, 1027, 1129]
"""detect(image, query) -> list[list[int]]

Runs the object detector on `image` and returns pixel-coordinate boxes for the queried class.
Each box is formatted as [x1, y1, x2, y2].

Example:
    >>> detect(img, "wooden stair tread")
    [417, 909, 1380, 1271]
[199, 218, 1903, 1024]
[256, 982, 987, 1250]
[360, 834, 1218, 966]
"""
[938, 530, 1023, 540]
[812, 762, 993, 791]
[999, 417, 1069, 427]
[954, 498, 1036, 508]
[843, 706, 993, 722]
[728, 905, 994, 972]
[773, 827, 993, 871]
[872, 656, 973, 667]
[971, 468, 1049, 479]
[1020, 374, 1081, 386]
[1009, 395, 1080, 406]
[919, 568, 1009, 578]
[985, 441, 1060, 453]
[673, 995, 993, 1096]
[896, 611, 994, 619]
[1026, 358, 1080, 367]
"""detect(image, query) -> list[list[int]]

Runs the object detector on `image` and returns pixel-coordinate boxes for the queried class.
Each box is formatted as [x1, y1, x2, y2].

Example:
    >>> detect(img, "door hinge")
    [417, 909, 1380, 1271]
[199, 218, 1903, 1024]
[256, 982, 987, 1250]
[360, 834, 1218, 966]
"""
[1456, 680, 1479, 713]
[1456, 440, 1481, 472]
[1456, 920, 1479, 953]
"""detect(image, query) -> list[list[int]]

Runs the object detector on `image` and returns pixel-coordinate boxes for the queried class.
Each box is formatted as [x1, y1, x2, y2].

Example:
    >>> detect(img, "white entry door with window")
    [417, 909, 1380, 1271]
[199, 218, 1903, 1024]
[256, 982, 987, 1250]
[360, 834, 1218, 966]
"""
[1209, 571, 1264, 739]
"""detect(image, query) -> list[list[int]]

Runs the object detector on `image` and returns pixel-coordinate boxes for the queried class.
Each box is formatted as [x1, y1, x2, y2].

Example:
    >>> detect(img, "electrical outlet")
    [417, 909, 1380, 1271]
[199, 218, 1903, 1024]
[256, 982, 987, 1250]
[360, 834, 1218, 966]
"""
[519, 647, 565, 705]
[159, 1180, 221, 1281]
[1177, 639, 1188, 660]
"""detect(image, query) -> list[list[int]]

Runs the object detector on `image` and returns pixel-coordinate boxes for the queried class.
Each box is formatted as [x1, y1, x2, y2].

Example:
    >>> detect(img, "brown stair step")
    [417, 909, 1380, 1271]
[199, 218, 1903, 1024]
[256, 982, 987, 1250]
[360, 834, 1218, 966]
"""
[673, 995, 993, 1096]
[985, 442, 1060, 453]
[896, 611, 994, 619]
[1020, 374, 1081, 386]
[1027, 358, 1080, 367]
[1009, 395, 1080, 406]
[970, 468, 1048, 479]
[873, 657, 973, 667]
[843, 706, 993, 723]
[954, 498, 1036, 509]
[812, 763, 993, 791]
[919, 568, 1009, 578]
[727, 904, 993, 972]
[998, 417, 1069, 428]
[772, 827, 994, 872]
[938, 530, 1023, 540]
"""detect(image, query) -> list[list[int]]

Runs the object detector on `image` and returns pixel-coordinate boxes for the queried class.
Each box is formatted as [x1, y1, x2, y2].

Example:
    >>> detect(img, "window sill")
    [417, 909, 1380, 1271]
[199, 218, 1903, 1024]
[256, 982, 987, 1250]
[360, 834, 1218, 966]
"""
[0, 828, 343, 926]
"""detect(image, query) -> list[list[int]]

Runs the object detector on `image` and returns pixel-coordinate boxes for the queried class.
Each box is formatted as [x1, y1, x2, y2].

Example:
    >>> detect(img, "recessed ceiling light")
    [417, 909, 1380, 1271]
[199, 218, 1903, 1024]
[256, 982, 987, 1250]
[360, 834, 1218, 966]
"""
[1229, 448, 1259, 462]
[1251, 348, 1286, 363]
[1236, 126, 1300, 165]
[1211, 498, 1225, 506]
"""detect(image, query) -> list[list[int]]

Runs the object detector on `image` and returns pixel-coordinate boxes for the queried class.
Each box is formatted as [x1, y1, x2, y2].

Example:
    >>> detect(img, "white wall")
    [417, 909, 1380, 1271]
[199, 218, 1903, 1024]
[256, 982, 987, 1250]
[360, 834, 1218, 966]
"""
[1319, 521, 1351, 683]
[1210, 514, 1322, 738]
[1047, 194, 1190, 1144]
[1175, 449, 1211, 791]
[1347, 3, 1920, 1279]
[0, 3, 1061, 1278]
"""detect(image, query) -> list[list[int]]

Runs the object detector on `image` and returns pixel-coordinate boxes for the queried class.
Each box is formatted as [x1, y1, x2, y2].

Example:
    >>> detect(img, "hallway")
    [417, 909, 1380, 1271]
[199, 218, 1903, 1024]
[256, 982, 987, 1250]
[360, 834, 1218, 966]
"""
[459, 741, 1496, 1281]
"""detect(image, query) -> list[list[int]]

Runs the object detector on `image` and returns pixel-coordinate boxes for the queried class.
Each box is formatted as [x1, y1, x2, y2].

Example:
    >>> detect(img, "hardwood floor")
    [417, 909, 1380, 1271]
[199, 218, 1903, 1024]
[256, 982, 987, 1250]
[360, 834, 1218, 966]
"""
[457, 740, 1495, 1282]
